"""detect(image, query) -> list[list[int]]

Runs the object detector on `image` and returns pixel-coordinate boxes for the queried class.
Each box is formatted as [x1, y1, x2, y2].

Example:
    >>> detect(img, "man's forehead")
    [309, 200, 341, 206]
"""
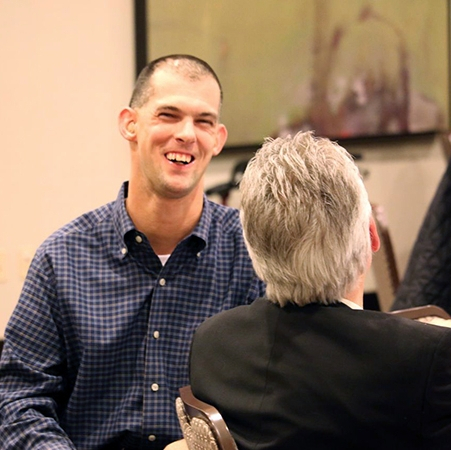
[147, 69, 221, 109]
[150, 66, 219, 90]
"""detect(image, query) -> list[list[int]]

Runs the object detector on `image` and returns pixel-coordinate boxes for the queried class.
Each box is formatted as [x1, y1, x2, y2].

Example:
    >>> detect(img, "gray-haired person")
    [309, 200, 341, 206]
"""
[190, 131, 451, 450]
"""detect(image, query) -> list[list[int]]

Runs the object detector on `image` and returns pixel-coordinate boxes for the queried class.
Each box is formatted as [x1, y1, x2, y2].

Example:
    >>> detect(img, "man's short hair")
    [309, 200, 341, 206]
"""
[129, 54, 223, 108]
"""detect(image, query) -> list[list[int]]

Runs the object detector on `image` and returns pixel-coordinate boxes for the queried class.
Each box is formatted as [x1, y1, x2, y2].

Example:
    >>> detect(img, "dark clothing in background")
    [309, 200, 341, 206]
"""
[392, 157, 451, 314]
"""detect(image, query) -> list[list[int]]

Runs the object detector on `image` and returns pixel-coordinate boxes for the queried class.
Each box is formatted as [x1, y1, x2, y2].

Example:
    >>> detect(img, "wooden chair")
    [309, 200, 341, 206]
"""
[391, 305, 451, 328]
[175, 385, 238, 450]
[371, 204, 400, 312]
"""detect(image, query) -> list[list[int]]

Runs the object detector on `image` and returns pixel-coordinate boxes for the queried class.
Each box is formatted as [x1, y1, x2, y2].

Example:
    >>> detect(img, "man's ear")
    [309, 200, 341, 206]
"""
[212, 124, 228, 157]
[118, 107, 137, 142]
[369, 216, 381, 252]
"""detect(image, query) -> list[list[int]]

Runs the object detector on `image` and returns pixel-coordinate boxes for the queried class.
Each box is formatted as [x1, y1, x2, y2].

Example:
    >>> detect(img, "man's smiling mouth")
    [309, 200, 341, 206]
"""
[165, 152, 194, 165]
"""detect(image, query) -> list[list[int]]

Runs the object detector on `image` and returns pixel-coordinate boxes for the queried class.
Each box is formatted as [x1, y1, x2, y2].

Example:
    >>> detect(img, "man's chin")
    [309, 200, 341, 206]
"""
[162, 181, 201, 200]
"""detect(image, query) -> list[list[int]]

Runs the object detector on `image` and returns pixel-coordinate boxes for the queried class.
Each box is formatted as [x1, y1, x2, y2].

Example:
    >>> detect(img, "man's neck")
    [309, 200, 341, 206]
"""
[126, 188, 204, 255]
[344, 273, 365, 308]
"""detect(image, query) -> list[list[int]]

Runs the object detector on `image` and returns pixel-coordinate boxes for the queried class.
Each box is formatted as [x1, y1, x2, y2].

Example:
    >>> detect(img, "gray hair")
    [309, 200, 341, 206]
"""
[239, 131, 372, 306]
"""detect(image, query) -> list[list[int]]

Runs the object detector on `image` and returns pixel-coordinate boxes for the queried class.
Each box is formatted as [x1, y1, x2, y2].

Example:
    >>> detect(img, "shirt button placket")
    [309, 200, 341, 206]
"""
[143, 276, 166, 438]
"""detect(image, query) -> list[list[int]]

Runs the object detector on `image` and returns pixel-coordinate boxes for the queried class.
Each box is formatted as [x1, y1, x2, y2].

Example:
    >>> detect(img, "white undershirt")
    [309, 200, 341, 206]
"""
[158, 254, 171, 266]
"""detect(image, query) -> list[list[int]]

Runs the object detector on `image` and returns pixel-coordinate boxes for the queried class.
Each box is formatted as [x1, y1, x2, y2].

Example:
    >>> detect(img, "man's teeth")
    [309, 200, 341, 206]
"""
[166, 153, 193, 164]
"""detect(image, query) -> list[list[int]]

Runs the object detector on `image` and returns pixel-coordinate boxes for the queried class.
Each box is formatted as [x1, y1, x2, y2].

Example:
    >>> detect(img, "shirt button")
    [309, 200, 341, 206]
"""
[148, 435, 156, 442]
[121, 247, 127, 255]
[196, 252, 201, 258]
[153, 331, 160, 339]
[135, 235, 143, 243]
[151, 383, 159, 392]
[159, 278, 166, 286]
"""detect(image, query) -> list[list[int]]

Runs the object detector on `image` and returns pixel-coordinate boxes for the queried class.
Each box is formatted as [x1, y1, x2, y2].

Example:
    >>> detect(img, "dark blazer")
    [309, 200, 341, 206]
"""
[190, 298, 451, 450]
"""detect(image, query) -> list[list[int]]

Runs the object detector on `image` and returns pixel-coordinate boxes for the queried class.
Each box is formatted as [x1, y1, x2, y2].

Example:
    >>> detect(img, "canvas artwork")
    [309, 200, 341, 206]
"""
[140, 0, 449, 145]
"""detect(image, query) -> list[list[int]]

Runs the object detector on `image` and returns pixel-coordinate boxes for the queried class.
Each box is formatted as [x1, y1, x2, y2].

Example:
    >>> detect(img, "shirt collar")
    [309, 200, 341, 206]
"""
[112, 182, 209, 253]
[190, 195, 212, 245]
[112, 182, 136, 239]
[340, 298, 363, 310]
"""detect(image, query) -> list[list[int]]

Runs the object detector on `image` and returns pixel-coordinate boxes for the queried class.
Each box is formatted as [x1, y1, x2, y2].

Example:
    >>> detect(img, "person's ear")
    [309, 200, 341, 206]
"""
[369, 216, 380, 252]
[118, 107, 137, 142]
[212, 124, 228, 157]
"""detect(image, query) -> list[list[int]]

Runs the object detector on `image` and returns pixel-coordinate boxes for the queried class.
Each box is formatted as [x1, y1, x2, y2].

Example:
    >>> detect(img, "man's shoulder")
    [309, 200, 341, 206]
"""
[42, 201, 115, 248]
[207, 200, 241, 231]
[344, 308, 451, 350]
[196, 298, 266, 334]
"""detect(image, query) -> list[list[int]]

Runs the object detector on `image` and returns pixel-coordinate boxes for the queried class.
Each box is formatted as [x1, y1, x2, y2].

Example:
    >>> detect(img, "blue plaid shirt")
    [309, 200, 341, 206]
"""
[0, 182, 265, 450]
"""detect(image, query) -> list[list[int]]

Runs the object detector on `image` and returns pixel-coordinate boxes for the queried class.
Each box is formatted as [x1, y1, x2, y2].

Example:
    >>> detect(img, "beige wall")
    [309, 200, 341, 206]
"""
[0, 1, 134, 334]
[0, 1, 448, 335]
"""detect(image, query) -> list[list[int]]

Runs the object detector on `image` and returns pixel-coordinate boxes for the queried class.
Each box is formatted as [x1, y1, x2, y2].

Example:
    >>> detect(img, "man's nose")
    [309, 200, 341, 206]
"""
[175, 119, 196, 143]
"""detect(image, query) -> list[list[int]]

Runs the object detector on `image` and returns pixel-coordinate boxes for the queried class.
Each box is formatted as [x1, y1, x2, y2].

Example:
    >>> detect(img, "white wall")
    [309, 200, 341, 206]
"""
[0, 1, 448, 336]
[0, 1, 135, 335]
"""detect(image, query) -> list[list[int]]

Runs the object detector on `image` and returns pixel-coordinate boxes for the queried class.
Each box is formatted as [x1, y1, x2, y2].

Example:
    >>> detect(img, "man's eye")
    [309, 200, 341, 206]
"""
[159, 112, 175, 119]
[198, 119, 214, 126]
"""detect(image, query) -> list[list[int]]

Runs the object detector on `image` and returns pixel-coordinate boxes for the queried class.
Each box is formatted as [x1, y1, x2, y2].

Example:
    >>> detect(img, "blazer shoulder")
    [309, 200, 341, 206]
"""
[195, 298, 270, 337]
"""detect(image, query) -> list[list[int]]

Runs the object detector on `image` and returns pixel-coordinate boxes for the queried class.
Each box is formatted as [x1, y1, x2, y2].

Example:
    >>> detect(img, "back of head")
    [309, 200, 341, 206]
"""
[239, 131, 371, 306]
[129, 54, 223, 109]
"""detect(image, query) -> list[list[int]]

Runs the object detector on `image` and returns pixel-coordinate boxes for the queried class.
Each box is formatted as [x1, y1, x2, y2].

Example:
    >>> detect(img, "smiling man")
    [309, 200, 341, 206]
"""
[118, 56, 228, 255]
[0, 55, 265, 450]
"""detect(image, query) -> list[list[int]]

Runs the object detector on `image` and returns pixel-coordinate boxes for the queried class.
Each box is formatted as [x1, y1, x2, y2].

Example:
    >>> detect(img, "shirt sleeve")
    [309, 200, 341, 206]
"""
[422, 329, 451, 449]
[0, 250, 76, 450]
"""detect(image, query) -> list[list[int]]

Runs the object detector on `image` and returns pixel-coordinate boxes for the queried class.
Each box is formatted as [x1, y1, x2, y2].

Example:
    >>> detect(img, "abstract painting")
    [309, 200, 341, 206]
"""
[137, 0, 449, 145]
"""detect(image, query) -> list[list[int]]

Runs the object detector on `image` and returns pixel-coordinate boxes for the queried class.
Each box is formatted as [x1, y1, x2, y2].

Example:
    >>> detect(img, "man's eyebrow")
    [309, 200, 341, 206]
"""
[198, 111, 218, 121]
[156, 105, 181, 113]
[156, 105, 218, 121]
